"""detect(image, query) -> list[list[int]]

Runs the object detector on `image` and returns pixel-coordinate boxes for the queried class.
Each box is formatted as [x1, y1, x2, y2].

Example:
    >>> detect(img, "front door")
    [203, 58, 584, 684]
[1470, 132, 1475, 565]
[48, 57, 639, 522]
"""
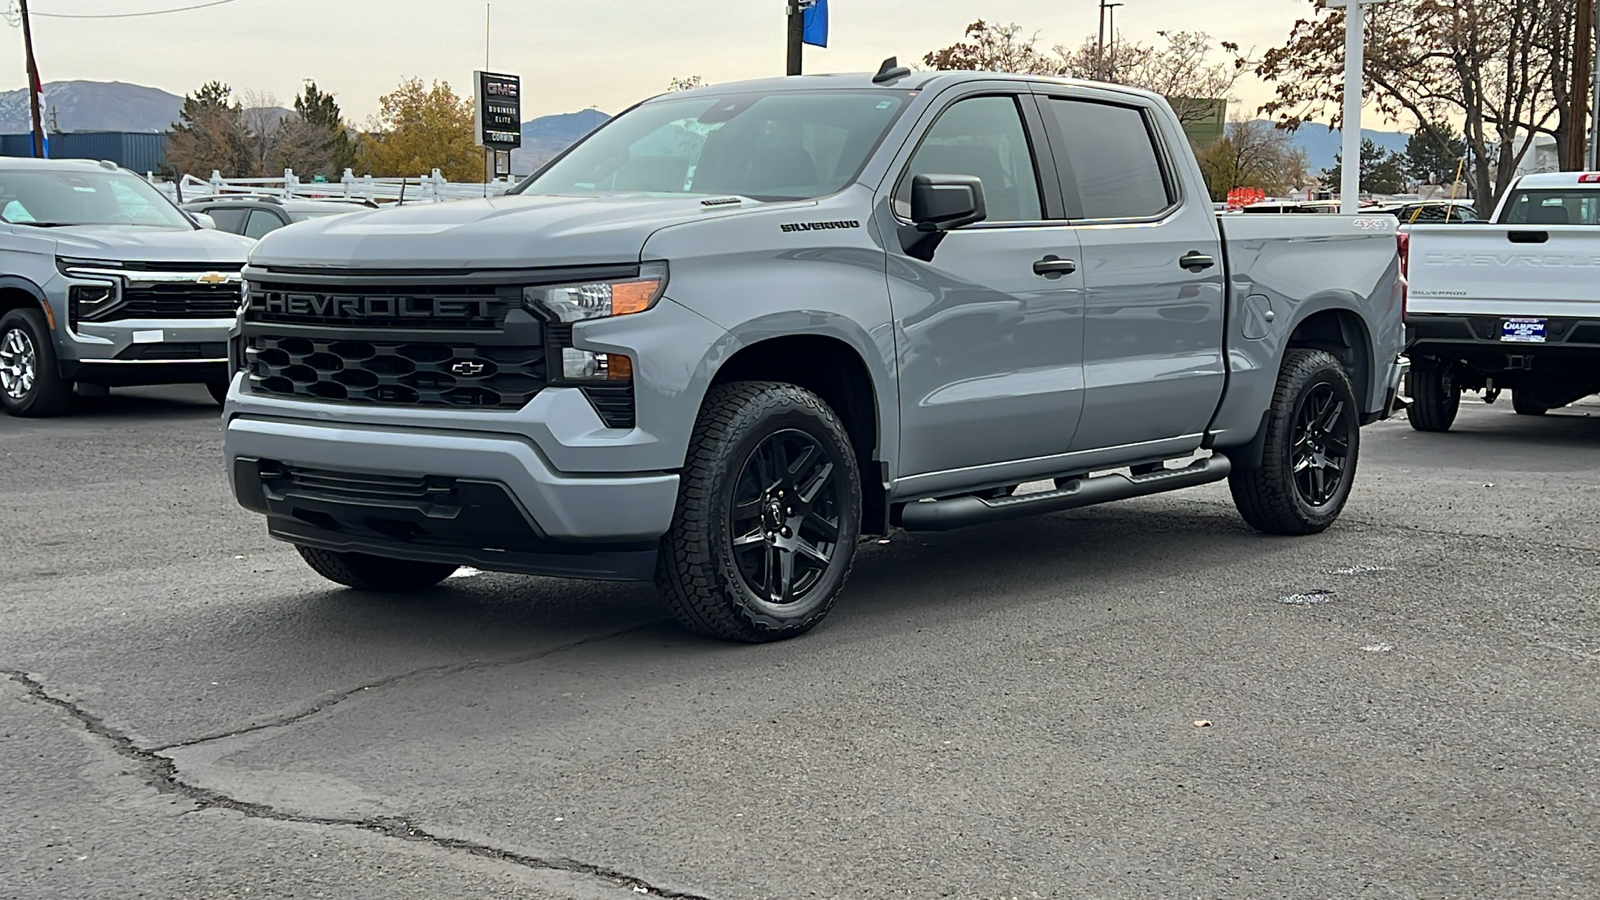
[880, 90, 1086, 481]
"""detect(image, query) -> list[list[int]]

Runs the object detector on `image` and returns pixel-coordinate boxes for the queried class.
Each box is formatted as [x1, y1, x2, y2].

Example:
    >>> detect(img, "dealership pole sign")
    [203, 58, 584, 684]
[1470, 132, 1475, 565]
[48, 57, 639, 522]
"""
[474, 71, 522, 150]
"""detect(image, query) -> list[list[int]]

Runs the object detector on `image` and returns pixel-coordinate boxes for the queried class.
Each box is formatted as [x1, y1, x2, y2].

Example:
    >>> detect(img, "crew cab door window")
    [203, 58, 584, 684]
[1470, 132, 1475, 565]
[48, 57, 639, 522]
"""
[243, 209, 282, 239]
[895, 96, 1044, 223]
[205, 207, 248, 233]
[1042, 98, 1173, 220]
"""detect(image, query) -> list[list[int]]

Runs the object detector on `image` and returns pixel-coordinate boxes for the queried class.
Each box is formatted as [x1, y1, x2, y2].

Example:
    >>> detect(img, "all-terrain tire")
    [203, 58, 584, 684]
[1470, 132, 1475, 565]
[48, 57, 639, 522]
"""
[1229, 349, 1361, 536]
[206, 375, 231, 406]
[1408, 356, 1460, 432]
[296, 545, 458, 591]
[656, 382, 862, 643]
[0, 308, 72, 418]
[1511, 390, 1548, 416]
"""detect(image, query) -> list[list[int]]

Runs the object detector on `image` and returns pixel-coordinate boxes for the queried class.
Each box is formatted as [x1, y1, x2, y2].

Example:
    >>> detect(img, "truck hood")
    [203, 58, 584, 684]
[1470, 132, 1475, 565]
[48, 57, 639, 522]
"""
[49, 225, 254, 264]
[246, 193, 785, 270]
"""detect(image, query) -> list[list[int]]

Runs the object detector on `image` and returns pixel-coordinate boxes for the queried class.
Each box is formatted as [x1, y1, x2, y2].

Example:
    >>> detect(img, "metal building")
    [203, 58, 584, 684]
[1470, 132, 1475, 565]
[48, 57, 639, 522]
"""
[0, 132, 168, 173]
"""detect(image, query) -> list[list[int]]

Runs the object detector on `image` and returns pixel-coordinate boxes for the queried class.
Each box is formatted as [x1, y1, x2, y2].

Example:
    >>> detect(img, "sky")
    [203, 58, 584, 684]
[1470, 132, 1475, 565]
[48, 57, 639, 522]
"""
[3, 0, 1338, 124]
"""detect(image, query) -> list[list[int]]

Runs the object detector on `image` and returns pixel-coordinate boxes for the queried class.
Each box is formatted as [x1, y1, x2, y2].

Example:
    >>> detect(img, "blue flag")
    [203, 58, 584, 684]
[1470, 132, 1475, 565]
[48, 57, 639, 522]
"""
[802, 0, 828, 48]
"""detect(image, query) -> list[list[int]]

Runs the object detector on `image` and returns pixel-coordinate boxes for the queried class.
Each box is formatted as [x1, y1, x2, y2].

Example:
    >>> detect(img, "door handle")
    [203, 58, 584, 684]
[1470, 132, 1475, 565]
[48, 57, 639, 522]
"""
[1033, 255, 1078, 278]
[1179, 251, 1217, 272]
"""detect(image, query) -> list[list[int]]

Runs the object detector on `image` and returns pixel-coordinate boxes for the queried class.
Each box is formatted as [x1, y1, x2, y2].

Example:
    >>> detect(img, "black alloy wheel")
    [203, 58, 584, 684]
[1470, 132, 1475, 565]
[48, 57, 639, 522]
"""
[729, 428, 846, 610]
[1291, 383, 1354, 507]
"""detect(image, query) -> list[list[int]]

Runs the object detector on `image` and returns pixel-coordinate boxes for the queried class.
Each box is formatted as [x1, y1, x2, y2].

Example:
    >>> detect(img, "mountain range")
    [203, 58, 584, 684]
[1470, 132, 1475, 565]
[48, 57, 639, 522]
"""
[0, 81, 1405, 176]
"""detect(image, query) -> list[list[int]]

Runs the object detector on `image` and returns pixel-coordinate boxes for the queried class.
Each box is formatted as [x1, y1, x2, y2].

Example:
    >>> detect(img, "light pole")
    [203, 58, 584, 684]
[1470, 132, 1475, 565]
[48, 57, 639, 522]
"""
[1325, 0, 1387, 213]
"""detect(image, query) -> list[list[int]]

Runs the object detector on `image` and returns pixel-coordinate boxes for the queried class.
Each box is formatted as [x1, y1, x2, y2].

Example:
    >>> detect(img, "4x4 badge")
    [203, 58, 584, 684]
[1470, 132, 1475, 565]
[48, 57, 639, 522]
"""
[451, 361, 487, 376]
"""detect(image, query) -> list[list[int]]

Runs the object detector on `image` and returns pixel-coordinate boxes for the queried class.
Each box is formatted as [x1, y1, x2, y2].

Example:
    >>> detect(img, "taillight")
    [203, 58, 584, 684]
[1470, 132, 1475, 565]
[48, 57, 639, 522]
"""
[1579, 173, 1600, 183]
[1396, 232, 1410, 322]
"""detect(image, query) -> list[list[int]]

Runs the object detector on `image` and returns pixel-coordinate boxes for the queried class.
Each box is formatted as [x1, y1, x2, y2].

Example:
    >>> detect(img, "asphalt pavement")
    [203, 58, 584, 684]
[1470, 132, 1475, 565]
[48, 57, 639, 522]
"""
[3, 386, 1598, 899]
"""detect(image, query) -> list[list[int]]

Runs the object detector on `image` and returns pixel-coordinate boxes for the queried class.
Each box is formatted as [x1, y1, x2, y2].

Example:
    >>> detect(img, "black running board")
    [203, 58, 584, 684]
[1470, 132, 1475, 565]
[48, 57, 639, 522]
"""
[897, 454, 1233, 532]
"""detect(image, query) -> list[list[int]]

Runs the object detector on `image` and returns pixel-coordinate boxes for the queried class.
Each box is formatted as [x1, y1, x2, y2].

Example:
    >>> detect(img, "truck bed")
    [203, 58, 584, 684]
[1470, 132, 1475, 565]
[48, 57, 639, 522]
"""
[1406, 224, 1600, 318]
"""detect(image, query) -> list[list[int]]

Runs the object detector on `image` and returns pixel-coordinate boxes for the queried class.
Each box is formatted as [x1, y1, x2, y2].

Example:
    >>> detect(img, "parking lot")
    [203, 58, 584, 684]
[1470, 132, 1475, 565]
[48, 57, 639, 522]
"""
[4, 386, 1599, 899]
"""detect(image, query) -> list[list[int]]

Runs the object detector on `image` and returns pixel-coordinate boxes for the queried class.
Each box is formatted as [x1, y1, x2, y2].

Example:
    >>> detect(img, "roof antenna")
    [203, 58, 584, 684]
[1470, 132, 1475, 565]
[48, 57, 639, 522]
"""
[873, 57, 911, 85]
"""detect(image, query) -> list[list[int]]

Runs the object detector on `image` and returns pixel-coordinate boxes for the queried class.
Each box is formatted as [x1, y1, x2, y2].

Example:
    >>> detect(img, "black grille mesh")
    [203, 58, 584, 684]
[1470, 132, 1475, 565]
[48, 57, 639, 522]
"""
[110, 284, 239, 320]
[247, 336, 546, 409]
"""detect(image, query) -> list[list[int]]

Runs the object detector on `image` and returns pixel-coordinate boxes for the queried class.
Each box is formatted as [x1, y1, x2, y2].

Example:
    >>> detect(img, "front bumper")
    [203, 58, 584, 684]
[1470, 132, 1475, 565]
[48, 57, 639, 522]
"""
[60, 317, 233, 385]
[224, 414, 679, 581]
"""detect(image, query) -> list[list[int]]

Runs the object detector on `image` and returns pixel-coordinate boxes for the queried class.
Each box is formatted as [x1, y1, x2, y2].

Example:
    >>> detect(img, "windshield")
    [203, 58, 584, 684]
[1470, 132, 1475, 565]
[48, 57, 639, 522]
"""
[518, 90, 910, 202]
[0, 169, 193, 229]
[1500, 189, 1600, 225]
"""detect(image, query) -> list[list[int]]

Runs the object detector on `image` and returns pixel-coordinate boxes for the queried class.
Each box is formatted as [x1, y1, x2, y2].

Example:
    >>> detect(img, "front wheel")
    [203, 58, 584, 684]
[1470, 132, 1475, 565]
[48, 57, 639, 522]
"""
[657, 382, 862, 643]
[206, 375, 231, 406]
[1230, 349, 1361, 536]
[1408, 357, 1460, 432]
[296, 546, 458, 591]
[0, 308, 72, 418]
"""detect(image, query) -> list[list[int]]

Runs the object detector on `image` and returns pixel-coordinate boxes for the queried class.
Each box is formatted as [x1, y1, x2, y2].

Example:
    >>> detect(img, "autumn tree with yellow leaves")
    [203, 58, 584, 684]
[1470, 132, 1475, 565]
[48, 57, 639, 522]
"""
[356, 78, 483, 182]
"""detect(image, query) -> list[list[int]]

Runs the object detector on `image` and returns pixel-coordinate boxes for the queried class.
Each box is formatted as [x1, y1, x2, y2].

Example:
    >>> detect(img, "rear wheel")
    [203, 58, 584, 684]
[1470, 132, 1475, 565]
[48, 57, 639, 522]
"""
[1230, 349, 1360, 536]
[1407, 357, 1460, 432]
[0, 308, 72, 418]
[1511, 390, 1548, 416]
[296, 546, 458, 591]
[657, 382, 861, 643]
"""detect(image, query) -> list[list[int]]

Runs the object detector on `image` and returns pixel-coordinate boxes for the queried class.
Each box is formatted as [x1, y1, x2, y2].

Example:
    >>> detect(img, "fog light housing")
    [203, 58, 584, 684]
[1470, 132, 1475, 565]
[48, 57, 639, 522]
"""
[561, 349, 634, 382]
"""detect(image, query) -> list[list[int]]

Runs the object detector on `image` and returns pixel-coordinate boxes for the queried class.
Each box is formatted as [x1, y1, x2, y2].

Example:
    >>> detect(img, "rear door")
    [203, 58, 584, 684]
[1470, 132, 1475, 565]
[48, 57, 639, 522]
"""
[1032, 91, 1227, 452]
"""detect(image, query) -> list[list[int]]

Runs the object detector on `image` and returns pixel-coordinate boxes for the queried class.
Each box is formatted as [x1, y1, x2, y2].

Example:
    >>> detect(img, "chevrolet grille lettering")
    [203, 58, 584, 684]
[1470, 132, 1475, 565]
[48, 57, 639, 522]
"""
[256, 292, 492, 319]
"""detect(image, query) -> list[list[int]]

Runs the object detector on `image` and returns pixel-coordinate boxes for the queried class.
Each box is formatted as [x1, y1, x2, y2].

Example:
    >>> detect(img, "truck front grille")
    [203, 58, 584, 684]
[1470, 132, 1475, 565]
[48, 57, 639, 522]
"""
[106, 283, 240, 320]
[246, 336, 546, 409]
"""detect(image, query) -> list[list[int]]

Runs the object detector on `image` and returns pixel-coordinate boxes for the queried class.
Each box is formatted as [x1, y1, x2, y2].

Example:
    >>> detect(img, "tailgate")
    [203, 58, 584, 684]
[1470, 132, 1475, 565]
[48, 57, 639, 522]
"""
[1408, 225, 1600, 316]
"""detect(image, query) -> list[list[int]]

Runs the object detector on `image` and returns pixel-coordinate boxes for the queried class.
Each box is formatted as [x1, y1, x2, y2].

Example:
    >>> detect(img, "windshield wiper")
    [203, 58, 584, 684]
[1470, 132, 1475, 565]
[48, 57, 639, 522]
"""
[5, 221, 80, 228]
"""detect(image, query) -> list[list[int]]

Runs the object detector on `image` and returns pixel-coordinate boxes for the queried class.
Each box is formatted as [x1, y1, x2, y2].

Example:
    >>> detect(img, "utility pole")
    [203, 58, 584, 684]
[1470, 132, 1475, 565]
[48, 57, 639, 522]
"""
[1325, 0, 1387, 214]
[1571, 0, 1595, 171]
[1591, 7, 1600, 170]
[1096, 0, 1123, 81]
[786, 0, 804, 76]
[18, 0, 44, 158]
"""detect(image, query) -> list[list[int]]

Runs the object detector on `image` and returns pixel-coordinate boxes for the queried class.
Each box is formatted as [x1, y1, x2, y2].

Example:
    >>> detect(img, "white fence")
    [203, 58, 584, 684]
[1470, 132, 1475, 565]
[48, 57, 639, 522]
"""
[149, 168, 520, 206]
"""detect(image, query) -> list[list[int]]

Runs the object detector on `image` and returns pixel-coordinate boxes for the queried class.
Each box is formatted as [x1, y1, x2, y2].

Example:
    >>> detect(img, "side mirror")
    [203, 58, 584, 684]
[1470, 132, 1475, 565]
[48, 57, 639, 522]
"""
[190, 212, 218, 230]
[911, 174, 987, 232]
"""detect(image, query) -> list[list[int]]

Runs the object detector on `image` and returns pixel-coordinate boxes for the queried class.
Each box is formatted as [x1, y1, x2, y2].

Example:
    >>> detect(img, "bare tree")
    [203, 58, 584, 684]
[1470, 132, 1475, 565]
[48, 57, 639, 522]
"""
[925, 23, 1250, 127]
[667, 75, 706, 92]
[1196, 118, 1310, 200]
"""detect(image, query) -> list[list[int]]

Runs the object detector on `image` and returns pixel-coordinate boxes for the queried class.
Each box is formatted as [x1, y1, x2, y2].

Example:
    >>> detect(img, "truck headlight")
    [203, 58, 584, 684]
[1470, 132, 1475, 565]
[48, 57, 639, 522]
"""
[69, 283, 123, 323]
[522, 261, 667, 323]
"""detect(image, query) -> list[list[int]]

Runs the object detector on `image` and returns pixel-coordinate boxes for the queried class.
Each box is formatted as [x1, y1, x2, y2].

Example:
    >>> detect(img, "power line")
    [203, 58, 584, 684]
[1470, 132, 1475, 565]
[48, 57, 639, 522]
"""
[31, 0, 241, 19]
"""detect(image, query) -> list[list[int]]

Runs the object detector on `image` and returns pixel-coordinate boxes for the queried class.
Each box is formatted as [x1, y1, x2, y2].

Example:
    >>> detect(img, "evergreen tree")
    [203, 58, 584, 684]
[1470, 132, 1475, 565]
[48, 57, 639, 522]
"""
[166, 81, 251, 177]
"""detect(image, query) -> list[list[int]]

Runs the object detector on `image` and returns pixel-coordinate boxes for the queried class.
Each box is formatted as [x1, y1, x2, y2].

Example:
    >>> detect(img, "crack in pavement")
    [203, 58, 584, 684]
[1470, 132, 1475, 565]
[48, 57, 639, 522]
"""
[149, 622, 659, 753]
[2, 656, 713, 900]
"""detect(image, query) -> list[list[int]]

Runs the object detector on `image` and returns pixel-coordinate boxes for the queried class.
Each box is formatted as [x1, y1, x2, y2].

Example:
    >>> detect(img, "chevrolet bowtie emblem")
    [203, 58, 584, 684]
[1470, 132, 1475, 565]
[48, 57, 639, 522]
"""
[198, 272, 229, 285]
[451, 361, 487, 376]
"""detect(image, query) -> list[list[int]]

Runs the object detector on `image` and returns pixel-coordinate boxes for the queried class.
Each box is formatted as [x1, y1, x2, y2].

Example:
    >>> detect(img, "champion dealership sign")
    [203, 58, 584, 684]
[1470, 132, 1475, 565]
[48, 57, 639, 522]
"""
[474, 71, 523, 150]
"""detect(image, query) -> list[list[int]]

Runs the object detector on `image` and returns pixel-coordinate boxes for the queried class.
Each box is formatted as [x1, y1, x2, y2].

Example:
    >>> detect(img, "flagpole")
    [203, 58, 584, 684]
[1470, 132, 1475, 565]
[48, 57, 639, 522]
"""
[19, 0, 45, 158]
[786, 0, 804, 75]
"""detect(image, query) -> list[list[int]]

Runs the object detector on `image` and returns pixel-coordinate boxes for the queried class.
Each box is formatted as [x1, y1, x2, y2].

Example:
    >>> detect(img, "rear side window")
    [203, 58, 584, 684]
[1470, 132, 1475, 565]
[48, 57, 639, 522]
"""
[1044, 99, 1173, 220]
[206, 207, 248, 233]
[1500, 190, 1600, 225]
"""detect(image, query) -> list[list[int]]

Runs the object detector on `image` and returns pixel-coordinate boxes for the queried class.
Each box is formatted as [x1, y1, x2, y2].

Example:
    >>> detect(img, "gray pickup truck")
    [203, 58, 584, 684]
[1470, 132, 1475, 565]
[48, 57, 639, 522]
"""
[225, 66, 1405, 642]
[0, 158, 253, 416]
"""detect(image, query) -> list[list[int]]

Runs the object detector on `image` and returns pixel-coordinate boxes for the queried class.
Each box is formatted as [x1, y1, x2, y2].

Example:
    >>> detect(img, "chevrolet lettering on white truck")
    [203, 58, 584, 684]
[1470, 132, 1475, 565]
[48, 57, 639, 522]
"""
[224, 66, 1404, 642]
[1404, 171, 1600, 428]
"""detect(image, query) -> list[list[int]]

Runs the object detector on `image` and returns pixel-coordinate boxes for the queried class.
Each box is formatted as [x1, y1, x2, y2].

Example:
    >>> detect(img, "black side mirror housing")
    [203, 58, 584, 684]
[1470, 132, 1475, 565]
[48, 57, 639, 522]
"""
[911, 174, 988, 232]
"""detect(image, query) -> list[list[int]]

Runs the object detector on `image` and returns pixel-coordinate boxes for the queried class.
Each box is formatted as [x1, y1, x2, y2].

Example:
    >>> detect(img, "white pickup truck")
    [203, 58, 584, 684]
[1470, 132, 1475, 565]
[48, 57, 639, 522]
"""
[1404, 172, 1600, 429]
